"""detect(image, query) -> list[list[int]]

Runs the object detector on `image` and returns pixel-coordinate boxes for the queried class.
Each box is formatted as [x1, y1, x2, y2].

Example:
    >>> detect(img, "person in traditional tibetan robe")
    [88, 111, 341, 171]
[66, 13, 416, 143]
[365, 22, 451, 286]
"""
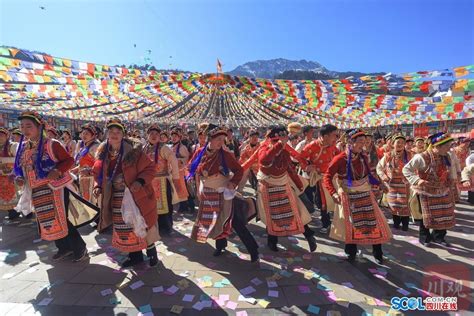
[299, 124, 339, 233]
[13, 111, 91, 262]
[257, 126, 317, 253]
[61, 129, 76, 157]
[452, 137, 470, 171]
[188, 124, 259, 262]
[11, 128, 22, 143]
[323, 129, 392, 264]
[402, 132, 456, 247]
[377, 134, 411, 231]
[225, 128, 241, 159]
[0, 127, 20, 219]
[143, 124, 184, 235]
[412, 137, 427, 155]
[160, 130, 170, 144]
[191, 125, 208, 155]
[238, 129, 261, 191]
[295, 125, 315, 153]
[170, 127, 192, 213]
[461, 159, 474, 195]
[71, 123, 100, 204]
[405, 138, 415, 154]
[375, 138, 385, 160]
[46, 126, 59, 140]
[92, 118, 159, 268]
[463, 151, 474, 204]
[187, 126, 208, 205]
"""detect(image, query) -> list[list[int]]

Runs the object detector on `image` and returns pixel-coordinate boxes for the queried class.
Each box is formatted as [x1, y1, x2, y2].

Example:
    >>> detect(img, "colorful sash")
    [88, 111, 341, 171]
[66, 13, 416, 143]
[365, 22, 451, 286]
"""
[152, 176, 170, 215]
[191, 175, 233, 243]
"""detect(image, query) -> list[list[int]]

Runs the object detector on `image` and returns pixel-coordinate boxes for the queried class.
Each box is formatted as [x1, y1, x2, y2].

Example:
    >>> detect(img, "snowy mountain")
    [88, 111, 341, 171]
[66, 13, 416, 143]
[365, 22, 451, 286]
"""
[227, 58, 384, 79]
[227, 58, 334, 79]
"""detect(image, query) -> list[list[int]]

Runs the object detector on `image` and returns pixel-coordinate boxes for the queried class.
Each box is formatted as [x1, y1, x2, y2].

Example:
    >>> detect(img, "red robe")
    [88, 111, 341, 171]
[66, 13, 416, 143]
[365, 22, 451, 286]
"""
[258, 141, 303, 191]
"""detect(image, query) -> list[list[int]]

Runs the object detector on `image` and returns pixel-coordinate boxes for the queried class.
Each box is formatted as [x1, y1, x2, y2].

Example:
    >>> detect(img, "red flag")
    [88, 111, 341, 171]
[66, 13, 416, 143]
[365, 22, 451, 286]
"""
[216, 58, 223, 74]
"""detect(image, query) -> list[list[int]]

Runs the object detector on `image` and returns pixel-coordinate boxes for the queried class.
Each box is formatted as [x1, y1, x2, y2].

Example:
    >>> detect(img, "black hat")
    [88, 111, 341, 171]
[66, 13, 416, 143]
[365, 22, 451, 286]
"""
[267, 126, 288, 138]
[206, 124, 228, 138]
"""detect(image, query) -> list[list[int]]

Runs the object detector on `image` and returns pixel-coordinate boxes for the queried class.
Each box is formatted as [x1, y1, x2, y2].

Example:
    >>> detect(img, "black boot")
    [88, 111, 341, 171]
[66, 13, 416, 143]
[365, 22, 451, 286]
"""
[121, 251, 144, 268]
[345, 244, 357, 263]
[401, 217, 409, 231]
[267, 235, 278, 252]
[250, 251, 259, 263]
[392, 215, 401, 230]
[373, 244, 384, 264]
[8, 209, 20, 220]
[303, 225, 317, 252]
[146, 245, 158, 267]
[213, 239, 227, 257]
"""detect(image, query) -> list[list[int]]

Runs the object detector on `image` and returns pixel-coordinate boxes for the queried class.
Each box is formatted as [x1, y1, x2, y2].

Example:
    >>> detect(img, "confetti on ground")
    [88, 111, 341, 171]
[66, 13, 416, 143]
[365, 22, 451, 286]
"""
[268, 290, 279, 297]
[397, 288, 410, 296]
[240, 286, 256, 296]
[307, 304, 320, 314]
[257, 299, 270, 308]
[170, 305, 183, 314]
[152, 286, 163, 293]
[165, 285, 180, 295]
[37, 298, 53, 306]
[182, 294, 194, 302]
[251, 277, 263, 286]
[226, 301, 238, 310]
[130, 280, 145, 290]
[101, 288, 113, 296]
[139, 304, 152, 313]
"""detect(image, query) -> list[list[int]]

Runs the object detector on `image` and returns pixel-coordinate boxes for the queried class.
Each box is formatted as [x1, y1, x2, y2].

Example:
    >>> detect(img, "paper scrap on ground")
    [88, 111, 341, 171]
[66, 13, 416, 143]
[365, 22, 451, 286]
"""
[307, 304, 320, 314]
[101, 288, 113, 296]
[130, 280, 145, 290]
[38, 298, 53, 306]
[182, 294, 194, 302]
[268, 290, 279, 297]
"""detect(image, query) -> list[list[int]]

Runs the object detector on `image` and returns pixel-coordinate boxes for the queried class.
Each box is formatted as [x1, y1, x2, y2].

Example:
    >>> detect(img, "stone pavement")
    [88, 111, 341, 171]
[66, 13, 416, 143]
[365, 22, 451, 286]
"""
[1, 196, 473, 316]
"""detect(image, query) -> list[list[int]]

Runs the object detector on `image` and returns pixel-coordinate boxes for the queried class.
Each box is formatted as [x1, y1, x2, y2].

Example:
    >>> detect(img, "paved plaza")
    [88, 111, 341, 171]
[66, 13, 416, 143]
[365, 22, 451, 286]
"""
[1, 196, 473, 316]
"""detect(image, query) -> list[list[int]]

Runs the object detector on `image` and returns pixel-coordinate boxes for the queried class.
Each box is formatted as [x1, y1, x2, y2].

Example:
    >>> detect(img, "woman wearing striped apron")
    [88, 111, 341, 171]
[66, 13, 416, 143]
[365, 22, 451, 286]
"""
[324, 129, 392, 264]
[71, 123, 100, 204]
[403, 132, 456, 247]
[14, 111, 89, 262]
[188, 124, 259, 262]
[377, 134, 411, 231]
[257, 126, 317, 254]
[93, 118, 159, 268]
[144, 124, 184, 235]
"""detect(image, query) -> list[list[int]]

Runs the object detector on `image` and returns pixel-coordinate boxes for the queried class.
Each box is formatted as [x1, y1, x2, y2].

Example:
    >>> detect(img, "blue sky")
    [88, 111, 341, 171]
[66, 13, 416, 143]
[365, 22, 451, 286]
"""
[0, 0, 473, 74]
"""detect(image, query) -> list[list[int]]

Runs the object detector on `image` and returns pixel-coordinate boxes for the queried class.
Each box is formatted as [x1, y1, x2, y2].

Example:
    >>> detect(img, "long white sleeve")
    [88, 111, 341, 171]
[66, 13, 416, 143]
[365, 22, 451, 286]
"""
[402, 154, 426, 185]
[461, 164, 474, 182]
[376, 155, 388, 181]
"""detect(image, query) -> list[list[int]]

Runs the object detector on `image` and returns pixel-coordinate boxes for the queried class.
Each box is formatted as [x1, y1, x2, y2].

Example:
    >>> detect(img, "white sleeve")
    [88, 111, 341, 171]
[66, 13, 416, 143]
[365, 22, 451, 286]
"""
[402, 154, 425, 185]
[376, 156, 387, 180]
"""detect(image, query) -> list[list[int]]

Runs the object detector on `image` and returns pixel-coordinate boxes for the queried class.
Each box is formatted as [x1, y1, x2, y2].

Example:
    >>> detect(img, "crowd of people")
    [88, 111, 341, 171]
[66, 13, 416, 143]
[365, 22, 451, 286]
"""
[0, 111, 473, 269]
